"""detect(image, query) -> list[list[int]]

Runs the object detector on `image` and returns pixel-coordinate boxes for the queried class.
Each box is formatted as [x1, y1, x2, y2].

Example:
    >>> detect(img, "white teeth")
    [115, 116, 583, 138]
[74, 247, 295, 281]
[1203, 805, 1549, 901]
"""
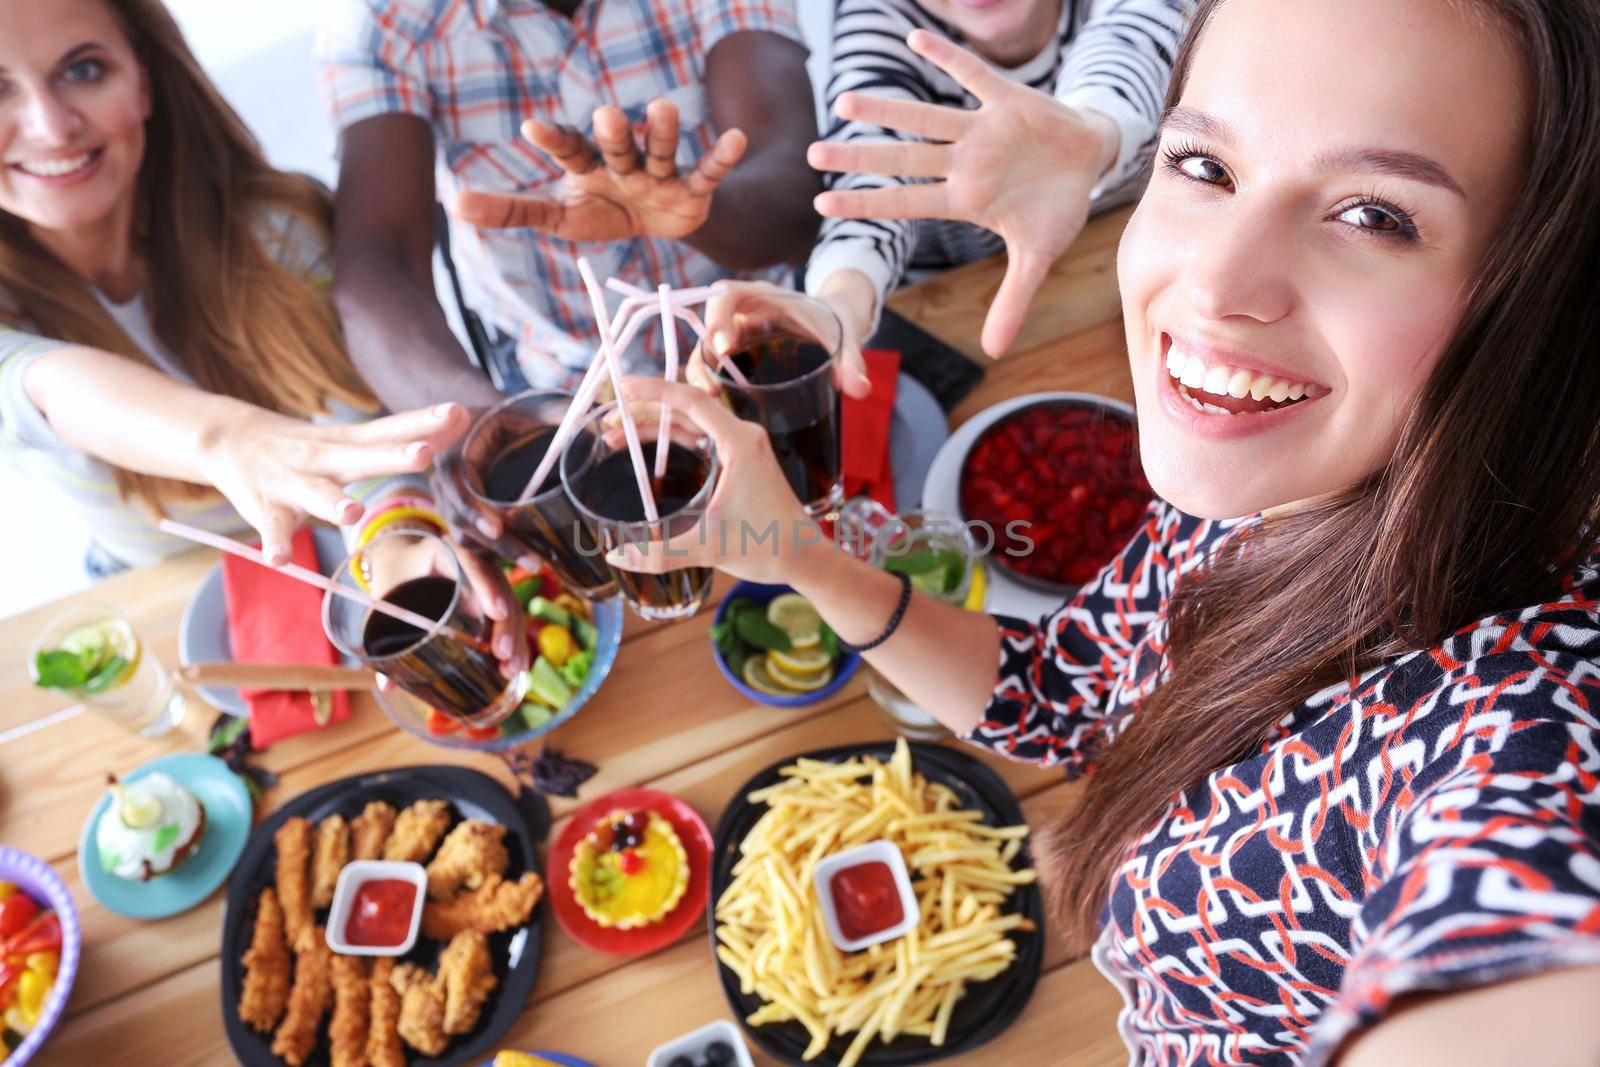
[1180, 354, 1206, 389]
[16, 152, 93, 178]
[1164, 342, 1318, 412]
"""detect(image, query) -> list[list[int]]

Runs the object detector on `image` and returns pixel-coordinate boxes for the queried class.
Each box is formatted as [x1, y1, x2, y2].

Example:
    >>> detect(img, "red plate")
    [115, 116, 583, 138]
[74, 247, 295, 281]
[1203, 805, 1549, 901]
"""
[548, 787, 712, 956]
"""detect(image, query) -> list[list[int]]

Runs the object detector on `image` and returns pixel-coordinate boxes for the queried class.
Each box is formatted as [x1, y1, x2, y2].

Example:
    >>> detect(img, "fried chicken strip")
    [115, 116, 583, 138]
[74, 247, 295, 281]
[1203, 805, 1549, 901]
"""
[312, 813, 350, 909]
[270, 925, 332, 1067]
[425, 819, 509, 900]
[438, 930, 498, 1035]
[421, 871, 544, 940]
[237, 887, 290, 1033]
[328, 952, 369, 1067]
[383, 798, 453, 864]
[273, 817, 315, 953]
[390, 961, 448, 1057]
[366, 956, 406, 1067]
[351, 799, 398, 861]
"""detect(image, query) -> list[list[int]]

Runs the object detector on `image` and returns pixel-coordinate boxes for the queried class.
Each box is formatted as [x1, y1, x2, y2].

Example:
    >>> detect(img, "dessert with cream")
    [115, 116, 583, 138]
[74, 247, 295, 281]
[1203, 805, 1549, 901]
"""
[96, 772, 207, 882]
[569, 808, 688, 929]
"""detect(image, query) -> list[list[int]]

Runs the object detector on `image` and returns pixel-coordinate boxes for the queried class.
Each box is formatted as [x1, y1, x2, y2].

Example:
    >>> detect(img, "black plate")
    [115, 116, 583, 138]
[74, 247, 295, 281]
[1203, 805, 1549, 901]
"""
[707, 742, 1044, 1065]
[220, 765, 544, 1067]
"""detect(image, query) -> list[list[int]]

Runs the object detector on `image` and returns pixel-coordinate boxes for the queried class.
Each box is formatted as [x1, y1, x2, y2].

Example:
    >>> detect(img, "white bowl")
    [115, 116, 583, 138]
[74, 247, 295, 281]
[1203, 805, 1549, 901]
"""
[645, 1019, 754, 1067]
[921, 390, 1137, 618]
[812, 840, 920, 952]
[324, 860, 426, 956]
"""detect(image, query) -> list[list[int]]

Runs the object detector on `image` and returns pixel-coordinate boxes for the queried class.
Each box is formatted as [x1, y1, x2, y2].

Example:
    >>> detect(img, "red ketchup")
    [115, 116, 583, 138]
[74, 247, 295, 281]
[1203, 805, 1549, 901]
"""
[830, 861, 903, 942]
[344, 878, 418, 947]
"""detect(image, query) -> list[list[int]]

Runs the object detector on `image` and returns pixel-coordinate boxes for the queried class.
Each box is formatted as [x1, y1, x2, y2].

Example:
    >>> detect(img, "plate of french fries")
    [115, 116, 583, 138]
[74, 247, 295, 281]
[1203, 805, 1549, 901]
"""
[708, 739, 1042, 1066]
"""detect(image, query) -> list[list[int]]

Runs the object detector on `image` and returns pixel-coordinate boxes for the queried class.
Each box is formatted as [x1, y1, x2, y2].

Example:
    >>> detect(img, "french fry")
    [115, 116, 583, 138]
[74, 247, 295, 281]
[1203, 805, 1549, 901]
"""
[714, 739, 1037, 1061]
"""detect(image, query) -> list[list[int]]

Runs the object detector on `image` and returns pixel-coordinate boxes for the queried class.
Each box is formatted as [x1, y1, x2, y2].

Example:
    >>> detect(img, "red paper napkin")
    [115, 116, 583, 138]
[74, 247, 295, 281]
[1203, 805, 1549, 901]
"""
[220, 527, 351, 747]
[842, 348, 901, 509]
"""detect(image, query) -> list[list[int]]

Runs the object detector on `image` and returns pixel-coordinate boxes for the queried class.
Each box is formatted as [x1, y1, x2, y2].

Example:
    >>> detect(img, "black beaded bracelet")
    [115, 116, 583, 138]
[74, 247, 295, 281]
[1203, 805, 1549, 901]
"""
[839, 571, 914, 655]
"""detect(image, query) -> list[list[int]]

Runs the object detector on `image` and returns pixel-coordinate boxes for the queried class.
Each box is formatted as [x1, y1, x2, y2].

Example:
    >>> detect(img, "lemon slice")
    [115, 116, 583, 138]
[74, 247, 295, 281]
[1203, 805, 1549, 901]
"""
[741, 654, 796, 697]
[768, 643, 833, 676]
[964, 561, 988, 612]
[767, 657, 836, 692]
[766, 593, 822, 649]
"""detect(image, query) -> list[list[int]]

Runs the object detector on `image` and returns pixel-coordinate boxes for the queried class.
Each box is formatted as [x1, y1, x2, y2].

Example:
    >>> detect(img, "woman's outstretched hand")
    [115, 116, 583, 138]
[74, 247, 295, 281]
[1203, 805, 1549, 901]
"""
[808, 29, 1119, 358]
[198, 403, 470, 566]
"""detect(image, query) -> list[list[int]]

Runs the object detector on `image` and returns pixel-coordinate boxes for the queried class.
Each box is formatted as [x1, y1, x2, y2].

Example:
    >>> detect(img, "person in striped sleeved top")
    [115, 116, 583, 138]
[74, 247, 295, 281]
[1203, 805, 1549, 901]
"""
[806, 0, 1192, 362]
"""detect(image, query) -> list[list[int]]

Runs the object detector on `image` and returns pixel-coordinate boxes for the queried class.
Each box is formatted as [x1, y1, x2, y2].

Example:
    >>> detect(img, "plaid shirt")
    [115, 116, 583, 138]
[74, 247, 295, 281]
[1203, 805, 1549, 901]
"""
[316, 0, 802, 387]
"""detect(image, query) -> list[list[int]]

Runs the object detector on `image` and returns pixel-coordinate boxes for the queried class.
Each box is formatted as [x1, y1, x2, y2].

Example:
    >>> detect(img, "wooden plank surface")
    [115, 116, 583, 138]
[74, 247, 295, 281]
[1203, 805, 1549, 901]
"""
[3, 206, 1135, 1067]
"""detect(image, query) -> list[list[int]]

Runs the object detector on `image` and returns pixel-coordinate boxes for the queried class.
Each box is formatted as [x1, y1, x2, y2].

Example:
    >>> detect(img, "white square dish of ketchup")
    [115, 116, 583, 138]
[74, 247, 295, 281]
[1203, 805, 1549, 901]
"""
[324, 860, 426, 955]
[812, 841, 919, 952]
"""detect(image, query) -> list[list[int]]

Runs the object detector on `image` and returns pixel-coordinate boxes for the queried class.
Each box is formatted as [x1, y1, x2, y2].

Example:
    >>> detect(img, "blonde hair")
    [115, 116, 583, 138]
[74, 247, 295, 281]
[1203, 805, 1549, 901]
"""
[0, 0, 376, 512]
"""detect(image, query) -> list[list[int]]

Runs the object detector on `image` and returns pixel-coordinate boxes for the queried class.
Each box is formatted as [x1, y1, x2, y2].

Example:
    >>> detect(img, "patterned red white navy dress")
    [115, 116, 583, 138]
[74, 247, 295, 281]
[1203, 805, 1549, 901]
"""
[966, 501, 1600, 1065]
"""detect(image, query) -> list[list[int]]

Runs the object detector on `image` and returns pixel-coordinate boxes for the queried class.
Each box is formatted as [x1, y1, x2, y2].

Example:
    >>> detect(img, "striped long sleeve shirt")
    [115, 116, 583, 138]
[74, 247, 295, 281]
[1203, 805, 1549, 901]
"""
[805, 0, 1193, 311]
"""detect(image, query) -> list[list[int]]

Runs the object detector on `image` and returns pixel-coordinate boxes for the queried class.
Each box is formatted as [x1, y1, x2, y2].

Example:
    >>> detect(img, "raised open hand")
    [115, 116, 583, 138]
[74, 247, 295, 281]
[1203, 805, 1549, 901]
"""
[453, 99, 748, 243]
[807, 29, 1119, 358]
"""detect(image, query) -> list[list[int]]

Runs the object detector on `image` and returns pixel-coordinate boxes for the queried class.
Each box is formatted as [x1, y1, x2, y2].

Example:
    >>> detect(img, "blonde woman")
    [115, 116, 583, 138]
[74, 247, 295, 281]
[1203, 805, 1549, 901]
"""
[0, 0, 527, 667]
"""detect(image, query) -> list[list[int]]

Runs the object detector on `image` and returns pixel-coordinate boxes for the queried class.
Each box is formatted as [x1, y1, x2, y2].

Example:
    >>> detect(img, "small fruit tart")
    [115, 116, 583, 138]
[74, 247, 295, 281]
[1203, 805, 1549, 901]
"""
[568, 809, 688, 929]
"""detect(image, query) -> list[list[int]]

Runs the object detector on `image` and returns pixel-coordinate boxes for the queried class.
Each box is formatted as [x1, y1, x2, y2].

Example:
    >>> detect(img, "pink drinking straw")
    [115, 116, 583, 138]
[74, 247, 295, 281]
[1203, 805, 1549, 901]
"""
[513, 286, 661, 502]
[654, 284, 680, 479]
[577, 258, 659, 523]
[156, 519, 494, 654]
[602, 278, 748, 384]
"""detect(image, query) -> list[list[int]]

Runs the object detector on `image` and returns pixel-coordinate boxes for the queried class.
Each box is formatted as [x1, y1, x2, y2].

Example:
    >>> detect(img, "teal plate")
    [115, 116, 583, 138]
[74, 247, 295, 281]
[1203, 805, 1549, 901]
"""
[77, 752, 252, 919]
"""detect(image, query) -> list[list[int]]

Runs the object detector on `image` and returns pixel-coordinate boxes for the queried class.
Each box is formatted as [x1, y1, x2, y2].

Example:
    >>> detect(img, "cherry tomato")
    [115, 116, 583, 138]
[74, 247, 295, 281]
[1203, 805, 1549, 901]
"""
[7, 913, 59, 957]
[539, 564, 563, 596]
[425, 708, 462, 735]
[464, 725, 501, 741]
[0, 893, 37, 940]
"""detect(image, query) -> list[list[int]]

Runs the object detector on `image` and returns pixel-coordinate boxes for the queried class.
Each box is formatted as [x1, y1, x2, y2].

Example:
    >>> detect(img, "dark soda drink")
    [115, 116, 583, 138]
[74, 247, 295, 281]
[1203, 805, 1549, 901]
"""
[571, 443, 714, 616]
[480, 426, 614, 595]
[720, 335, 841, 514]
[360, 575, 510, 726]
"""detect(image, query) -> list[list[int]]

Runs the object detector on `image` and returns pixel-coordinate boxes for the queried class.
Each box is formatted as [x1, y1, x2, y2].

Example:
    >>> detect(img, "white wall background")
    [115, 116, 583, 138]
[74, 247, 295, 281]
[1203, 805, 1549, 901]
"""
[1, 0, 834, 617]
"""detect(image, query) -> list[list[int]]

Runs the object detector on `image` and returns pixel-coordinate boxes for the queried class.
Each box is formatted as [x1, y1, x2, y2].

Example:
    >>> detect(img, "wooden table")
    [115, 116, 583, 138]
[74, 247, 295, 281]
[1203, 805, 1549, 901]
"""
[0, 207, 1135, 1067]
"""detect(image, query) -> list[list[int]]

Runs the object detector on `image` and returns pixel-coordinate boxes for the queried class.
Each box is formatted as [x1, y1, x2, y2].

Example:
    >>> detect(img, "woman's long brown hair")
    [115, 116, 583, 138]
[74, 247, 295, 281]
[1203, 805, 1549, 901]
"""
[0, 0, 375, 511]
[1042, 0, 1600, 947]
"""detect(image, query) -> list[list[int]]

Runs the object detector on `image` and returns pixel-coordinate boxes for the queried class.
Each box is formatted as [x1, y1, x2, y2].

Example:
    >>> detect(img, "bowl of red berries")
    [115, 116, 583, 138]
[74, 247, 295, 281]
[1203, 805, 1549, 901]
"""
[956, 394, 1151, 595]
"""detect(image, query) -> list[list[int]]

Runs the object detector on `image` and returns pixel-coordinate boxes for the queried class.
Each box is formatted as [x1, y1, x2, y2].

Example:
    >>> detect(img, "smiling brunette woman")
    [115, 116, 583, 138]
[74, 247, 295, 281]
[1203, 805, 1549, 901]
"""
[610, 0, 1600, 1061]
[0, 0, 473, 574]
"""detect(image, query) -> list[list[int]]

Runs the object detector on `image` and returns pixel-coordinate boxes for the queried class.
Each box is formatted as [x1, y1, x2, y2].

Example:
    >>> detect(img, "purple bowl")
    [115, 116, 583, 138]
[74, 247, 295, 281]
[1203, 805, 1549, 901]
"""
[0, 847, 82, 1067]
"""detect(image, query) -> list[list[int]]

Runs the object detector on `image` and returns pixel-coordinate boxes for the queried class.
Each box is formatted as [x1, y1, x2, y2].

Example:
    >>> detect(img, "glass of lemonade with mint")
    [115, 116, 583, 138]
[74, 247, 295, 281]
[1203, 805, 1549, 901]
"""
[838, 503, 984, 740]
[31, 605, 185, 737]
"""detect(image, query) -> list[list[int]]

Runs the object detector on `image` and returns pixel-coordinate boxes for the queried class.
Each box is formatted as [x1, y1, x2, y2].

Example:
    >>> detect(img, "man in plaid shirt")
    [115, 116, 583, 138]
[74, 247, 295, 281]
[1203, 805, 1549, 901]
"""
[315, 0, 821, 410]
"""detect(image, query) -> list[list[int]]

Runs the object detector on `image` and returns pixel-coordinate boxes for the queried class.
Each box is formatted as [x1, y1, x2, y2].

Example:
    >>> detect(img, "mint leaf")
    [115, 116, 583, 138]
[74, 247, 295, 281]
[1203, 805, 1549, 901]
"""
[883, 550, 948, 576]
[81, 655, 130, 696]
[818, 620, 840, 659]
[32, 649, 90, 689]
[734, 611, 792, 652]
